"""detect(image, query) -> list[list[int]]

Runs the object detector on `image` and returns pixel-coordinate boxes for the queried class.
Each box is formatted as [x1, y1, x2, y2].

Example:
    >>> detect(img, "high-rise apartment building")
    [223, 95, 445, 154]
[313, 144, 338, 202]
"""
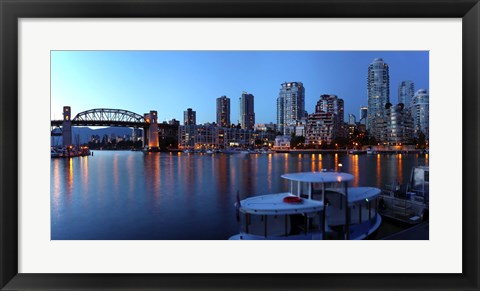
[398, 80, 415, 107]
[384, 103, 414, 145]
[367, 58, 390, 141]
[316, 94, 345, 139]
[305, 112, 335, 146]
[216, 96, 230, 127]
[276, 82, 305, 136]
[411, 89, 429, 139]
[183, 108, 196, 125]
[239, 92, 255, 130]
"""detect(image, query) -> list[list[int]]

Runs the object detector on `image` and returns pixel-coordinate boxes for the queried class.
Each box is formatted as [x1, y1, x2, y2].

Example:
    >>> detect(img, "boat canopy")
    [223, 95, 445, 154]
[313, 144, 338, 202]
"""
[347, 187, 381, 203]
[239, 193, 323, 215]
[281, 172, 354, 183]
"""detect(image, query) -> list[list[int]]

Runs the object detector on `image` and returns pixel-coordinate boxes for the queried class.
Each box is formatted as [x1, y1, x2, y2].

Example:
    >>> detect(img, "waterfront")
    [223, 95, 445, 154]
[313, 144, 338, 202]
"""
[51, 151, 428, 240]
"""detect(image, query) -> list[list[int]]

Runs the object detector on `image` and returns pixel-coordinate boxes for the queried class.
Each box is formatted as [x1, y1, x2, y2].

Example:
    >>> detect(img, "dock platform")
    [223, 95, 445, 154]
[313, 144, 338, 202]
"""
[382, 221, 429, 240]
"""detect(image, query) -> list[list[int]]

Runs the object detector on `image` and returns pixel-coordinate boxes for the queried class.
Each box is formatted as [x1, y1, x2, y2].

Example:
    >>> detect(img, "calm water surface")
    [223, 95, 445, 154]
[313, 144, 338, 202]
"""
[51, 151, 428, 239]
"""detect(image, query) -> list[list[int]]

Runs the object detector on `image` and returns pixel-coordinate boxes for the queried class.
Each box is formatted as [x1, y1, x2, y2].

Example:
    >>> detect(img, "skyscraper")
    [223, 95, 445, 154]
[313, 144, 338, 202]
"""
[359, 106, 368, 125]
[367, 58, 390, 140]
[411, 89, 429, 139]
[398, 80, 415, 107]
[216, 96, 230, 127]
[276, 82, 305, 136]
[183, 108, 196, 126]
[239, 92, 255, 130]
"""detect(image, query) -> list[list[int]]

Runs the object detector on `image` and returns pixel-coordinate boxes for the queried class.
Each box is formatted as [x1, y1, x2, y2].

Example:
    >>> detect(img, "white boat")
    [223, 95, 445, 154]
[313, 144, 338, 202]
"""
[229, 171, 382, 240]
[378, 166, 429, 224]
[51, 148, 61, 158]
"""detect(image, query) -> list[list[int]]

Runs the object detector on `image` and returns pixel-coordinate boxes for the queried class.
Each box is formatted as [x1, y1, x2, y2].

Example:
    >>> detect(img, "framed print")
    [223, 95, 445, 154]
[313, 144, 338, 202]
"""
[1, 0, 479, 290]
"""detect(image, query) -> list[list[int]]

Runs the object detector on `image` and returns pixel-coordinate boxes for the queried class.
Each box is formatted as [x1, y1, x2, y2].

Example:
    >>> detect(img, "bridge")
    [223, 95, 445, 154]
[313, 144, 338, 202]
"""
[51, 106, 159, 150]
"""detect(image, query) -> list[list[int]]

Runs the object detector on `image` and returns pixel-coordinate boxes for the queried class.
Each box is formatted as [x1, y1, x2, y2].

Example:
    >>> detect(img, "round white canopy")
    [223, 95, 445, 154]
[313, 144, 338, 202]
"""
[239, 193, 323, 215]
[281, 171, 354, 183]
[347, 187, 381, 202]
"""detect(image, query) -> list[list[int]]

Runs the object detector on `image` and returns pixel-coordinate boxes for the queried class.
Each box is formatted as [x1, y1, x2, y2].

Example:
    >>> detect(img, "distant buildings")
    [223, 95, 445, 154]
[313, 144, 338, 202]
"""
[367, 58, 390, 141]
[348, 113, 356, 125]
[216, 96, 231, 127]
[359, 106, 367, 125]
[276, 82, 305, 136]
[398, 80, 415, 107]
[172, 58, 428, 150]
[316, 94, 345, 139]
[384, 103, 414, 145]
[239, 92, 255, 130]
[411, 89, 429, 139]
[178, 124, 276, 150]
[255, 122, 277, 132]
[295, 119, 307, 137]
[305, 94, 345, 146]
[305, 111, 335, 146]
[274, 135, 291, 150]
[183, 108, 196, 125]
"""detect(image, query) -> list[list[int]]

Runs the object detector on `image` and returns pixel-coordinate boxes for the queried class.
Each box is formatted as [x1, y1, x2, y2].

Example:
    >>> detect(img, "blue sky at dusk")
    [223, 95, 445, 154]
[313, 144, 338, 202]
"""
[51, 51, 428, 124]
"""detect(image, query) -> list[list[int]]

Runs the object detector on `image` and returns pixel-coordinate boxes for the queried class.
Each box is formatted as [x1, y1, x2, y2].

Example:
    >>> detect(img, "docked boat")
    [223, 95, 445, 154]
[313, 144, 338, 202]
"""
[229, 171, 382, 240]
[349, 149, 366, 155]
[51, 148, 62, 158]
[378, 166, 429, 225]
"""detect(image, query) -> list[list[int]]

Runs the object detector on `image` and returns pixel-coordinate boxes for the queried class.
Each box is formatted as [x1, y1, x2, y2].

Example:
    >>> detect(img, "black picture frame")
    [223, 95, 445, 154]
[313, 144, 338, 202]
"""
[1, 0, 479, 290]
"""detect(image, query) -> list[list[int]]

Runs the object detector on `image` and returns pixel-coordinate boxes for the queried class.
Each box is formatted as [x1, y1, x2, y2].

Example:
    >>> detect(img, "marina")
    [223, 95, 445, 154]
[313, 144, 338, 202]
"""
[51, 150, 428, 240]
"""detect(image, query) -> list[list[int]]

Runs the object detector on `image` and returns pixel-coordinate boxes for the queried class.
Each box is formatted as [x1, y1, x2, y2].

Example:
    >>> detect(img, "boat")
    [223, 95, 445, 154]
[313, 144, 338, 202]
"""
[378, 166, 429, 225]
[51, 148, 61, 158]
[229, 170, 382, 240]
[349, 149, 366, 155]
[221, 148, 249, 155]
[366, 148, 375, 155]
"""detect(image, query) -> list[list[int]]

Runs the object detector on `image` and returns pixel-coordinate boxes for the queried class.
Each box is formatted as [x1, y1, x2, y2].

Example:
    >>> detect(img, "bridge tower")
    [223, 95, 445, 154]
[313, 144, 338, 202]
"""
[62, 106, 72, 147]
[144, 110, 159, 151]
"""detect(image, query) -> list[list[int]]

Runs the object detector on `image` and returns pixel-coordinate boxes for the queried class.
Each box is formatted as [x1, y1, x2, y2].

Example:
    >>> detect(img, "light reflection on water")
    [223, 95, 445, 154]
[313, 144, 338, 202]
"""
[51, 151, 428, 240]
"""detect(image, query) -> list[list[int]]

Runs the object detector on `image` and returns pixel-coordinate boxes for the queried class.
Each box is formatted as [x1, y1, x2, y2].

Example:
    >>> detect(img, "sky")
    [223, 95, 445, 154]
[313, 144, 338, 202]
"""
[51, 51, 429, 124]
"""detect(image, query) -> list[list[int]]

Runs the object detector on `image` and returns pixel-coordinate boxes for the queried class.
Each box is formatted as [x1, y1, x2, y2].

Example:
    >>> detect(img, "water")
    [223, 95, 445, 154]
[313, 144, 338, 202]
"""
[51, 151, 428, 240]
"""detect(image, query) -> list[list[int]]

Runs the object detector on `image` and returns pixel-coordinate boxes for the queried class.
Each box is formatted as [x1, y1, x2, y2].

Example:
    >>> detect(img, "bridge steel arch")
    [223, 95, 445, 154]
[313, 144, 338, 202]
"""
[73, 108, 146, 126]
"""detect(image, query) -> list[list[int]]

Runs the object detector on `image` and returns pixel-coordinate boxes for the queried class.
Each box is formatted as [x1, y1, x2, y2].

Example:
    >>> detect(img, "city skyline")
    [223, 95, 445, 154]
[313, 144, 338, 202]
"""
[51, 51, 429, 125]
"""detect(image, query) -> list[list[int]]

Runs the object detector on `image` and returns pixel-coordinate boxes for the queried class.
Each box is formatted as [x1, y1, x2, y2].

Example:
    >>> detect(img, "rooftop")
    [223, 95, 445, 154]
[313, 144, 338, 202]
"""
[281, 171, 354, 183]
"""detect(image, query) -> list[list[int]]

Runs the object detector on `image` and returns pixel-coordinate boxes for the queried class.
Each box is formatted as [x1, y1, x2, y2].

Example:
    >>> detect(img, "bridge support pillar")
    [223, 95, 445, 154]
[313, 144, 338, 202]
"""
[62, 106, 72, 147]
[142, 126, 148, 148]
[144, 111, 159, 151]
